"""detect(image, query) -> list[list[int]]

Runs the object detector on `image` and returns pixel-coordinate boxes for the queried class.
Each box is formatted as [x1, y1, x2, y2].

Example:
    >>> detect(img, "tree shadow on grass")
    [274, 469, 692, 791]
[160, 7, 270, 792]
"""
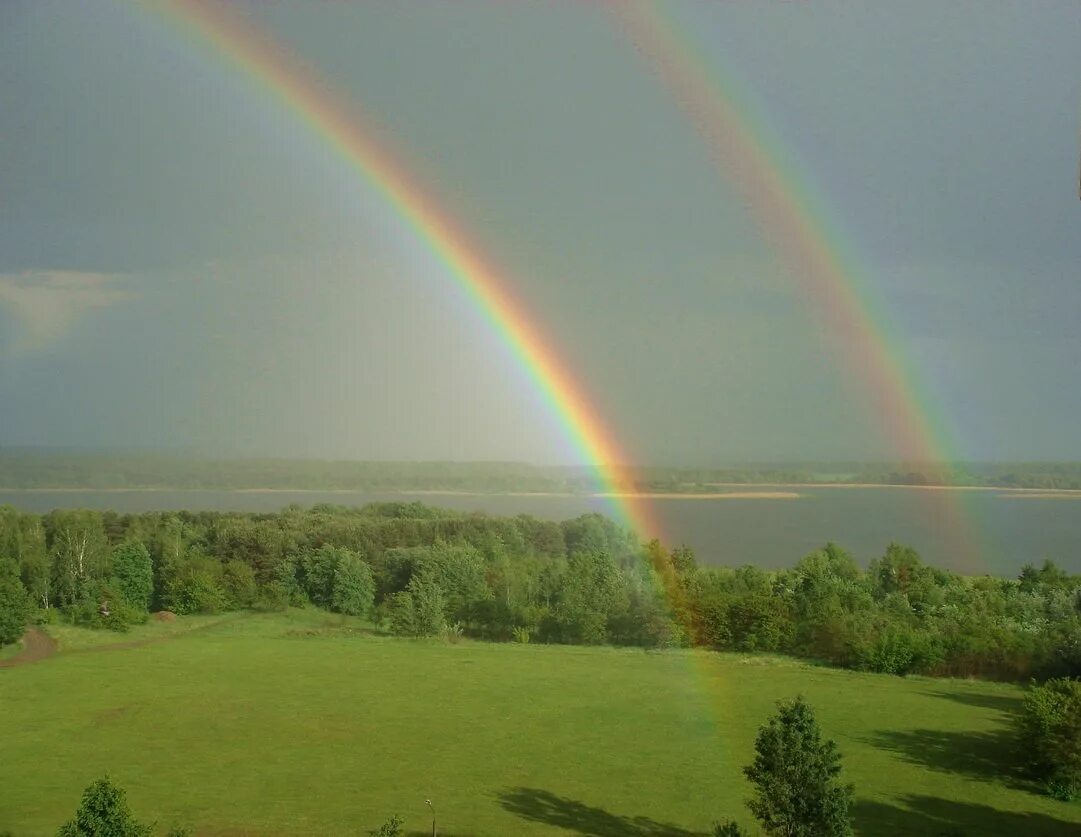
[853, 794, 1080, 837]
[923, 688, 1023, 716]
[498, 787, 709, 837]
[864, 727, 1030, 790]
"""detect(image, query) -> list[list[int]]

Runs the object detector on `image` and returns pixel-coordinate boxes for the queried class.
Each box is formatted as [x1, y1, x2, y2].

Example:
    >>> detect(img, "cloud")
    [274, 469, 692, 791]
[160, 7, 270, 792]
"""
[0, 271, 135, 353]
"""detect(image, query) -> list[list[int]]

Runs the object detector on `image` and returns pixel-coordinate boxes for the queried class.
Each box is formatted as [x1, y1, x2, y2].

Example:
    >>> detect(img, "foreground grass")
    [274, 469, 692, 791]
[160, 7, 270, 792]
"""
[1, 611, 1079, 836]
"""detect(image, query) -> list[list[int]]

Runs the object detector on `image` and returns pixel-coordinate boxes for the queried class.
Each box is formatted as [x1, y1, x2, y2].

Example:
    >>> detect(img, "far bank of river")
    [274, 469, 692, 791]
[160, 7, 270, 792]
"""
[1, 485, 1078, 576]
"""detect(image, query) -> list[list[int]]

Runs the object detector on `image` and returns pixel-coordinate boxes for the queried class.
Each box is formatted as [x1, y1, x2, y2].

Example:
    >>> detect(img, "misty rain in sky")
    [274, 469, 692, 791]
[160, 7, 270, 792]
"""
[1, 2, 1079, 836]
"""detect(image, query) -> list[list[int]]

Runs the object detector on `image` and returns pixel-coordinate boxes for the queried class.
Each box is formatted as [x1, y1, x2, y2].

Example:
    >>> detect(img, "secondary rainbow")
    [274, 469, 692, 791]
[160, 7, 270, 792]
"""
[614, 2, 981, 568]
[148, 0, 662, 540]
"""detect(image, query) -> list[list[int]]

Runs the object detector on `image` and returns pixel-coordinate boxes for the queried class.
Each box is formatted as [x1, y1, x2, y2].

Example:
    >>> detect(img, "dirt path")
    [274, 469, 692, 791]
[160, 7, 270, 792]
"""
[0, 627, 58, 668]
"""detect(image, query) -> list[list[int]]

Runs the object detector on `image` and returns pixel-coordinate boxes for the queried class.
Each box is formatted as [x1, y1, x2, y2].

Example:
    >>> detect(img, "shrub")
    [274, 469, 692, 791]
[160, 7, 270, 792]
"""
[370, 814, 403, 837]
[1017, 677, 1081, 800]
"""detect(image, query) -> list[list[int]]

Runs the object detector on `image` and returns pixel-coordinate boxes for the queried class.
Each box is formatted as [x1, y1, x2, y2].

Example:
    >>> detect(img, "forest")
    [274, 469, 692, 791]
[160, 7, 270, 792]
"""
[1, 502, 1079, 683]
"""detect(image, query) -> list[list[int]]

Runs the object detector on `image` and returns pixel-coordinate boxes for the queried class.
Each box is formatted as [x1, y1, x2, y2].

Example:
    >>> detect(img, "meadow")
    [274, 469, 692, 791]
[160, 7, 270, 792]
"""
[2, 611, 1079, 836]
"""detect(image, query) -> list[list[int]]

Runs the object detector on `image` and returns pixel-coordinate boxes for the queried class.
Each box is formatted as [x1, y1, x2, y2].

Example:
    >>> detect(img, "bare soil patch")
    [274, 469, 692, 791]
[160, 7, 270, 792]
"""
[0, 627, 57, 668]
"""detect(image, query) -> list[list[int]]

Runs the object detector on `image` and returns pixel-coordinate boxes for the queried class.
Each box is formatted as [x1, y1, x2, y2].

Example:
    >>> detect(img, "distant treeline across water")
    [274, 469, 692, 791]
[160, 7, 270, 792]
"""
[1, 485, 1079, 577]
[2, 452, 1081, 492]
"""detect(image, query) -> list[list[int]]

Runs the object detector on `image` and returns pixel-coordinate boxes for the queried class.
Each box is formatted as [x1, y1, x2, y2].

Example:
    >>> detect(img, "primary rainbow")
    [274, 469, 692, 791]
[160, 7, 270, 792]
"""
[149, 0, 662, 541]
[614, 2, 981, 568]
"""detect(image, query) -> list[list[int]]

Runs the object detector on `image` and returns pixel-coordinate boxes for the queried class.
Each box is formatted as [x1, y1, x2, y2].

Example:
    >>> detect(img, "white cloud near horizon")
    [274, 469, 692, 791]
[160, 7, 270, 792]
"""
[0, 271, 134, 353]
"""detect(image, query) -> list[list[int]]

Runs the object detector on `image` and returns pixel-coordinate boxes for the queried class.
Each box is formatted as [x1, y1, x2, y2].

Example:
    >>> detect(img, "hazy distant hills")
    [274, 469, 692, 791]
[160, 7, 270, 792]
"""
[0, 452, 1079, 492]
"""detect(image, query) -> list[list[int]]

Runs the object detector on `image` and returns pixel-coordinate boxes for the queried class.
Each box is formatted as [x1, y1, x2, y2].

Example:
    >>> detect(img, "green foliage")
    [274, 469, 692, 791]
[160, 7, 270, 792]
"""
[713, 821, 749, 837]
[744, 696, 854, 837]
[331, 552, 375, 617]
[1018, 678, 1081, 800]
[65, 580, 146, 632]
[388, 574, 446, 637]
[163, 556, 226, 615]
[110, 542, 153, 612]
[221, 561, 258, 609]
[369, 814, 403, 837]
[56, 776, 151, 837]
[0, 563, 31, 646]
[300, 545, 348, 609]
[47, 510, 109, 609]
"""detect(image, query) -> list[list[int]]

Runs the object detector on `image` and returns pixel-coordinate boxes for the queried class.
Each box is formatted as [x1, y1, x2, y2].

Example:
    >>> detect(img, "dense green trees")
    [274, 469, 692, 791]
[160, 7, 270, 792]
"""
[0, 503, 1078, 681]
[744, 697, 853, 836]
[1018, 677, 1081, 800]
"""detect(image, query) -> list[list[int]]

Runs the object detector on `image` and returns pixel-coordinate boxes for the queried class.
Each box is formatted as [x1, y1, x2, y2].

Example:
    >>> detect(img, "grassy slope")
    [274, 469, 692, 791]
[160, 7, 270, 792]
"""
[1, 611, 1078, 836]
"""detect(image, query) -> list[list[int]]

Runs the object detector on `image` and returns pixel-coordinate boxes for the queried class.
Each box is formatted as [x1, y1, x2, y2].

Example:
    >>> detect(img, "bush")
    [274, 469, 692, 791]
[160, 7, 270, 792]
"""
[66, 582, 146, 632]
[57, 776, 151, 837]
[369, 814, 403, 837]
[1017, 677, 1081, 799]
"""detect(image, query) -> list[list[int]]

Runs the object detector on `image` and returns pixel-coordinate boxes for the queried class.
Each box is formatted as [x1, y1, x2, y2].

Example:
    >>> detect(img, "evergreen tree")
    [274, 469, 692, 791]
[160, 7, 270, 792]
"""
[0, 557, 30, 646]
[744, 696, 853, 837]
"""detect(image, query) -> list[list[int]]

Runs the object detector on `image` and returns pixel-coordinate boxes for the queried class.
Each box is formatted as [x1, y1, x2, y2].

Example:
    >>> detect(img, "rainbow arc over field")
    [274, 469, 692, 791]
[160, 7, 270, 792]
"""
[613, 2, 980, 568]
[152, 0, 662, 541]
[150, 0, 980, 570]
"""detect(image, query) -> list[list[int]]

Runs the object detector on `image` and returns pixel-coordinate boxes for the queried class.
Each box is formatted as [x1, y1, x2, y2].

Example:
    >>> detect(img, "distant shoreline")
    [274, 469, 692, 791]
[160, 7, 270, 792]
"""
[1, 483, 1080, 498]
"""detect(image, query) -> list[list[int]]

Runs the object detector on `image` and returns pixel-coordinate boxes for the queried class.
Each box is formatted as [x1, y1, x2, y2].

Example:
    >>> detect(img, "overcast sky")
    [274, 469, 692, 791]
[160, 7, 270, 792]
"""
[1, 1, 1078, 464]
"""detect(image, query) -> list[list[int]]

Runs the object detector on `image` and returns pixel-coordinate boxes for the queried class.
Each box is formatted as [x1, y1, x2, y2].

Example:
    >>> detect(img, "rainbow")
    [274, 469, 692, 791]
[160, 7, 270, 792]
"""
[613, 2, 981, 568]
[147, 0, 662, 541]
[144, 1, 980, 569]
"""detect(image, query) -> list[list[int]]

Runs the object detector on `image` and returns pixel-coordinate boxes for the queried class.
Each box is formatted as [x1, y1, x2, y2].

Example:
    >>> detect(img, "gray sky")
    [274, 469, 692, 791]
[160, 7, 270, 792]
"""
[1, 1, 1078, 464]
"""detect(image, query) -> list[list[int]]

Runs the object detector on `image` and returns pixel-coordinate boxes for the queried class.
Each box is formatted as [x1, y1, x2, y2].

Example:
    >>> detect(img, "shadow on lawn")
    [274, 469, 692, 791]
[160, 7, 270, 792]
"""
[864, 726, 1029, 790]
[853, 794, 1079, 837]
[923, 688, 1023, 716]
[498, 787, 709, 836]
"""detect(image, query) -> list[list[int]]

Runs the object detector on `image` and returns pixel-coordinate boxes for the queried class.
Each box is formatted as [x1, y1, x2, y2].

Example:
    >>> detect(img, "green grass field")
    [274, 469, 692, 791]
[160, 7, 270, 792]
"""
[1, 611, 1079, 836]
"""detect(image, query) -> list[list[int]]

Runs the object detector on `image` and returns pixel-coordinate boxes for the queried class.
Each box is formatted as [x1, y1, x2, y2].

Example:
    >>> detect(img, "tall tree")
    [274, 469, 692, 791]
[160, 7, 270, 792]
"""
[110, 541, 154, 611]
[0, 559, 30, 646]
[744, 696, 853, 837]
[57, 776, 151, 837]
[332, 552, 375, 617]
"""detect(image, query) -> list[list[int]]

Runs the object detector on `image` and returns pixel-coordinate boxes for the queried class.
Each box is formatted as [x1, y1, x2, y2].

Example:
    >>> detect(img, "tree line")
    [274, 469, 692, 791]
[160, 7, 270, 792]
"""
[1, 502, 1079, 681]
[4, 453, 1081, 492]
